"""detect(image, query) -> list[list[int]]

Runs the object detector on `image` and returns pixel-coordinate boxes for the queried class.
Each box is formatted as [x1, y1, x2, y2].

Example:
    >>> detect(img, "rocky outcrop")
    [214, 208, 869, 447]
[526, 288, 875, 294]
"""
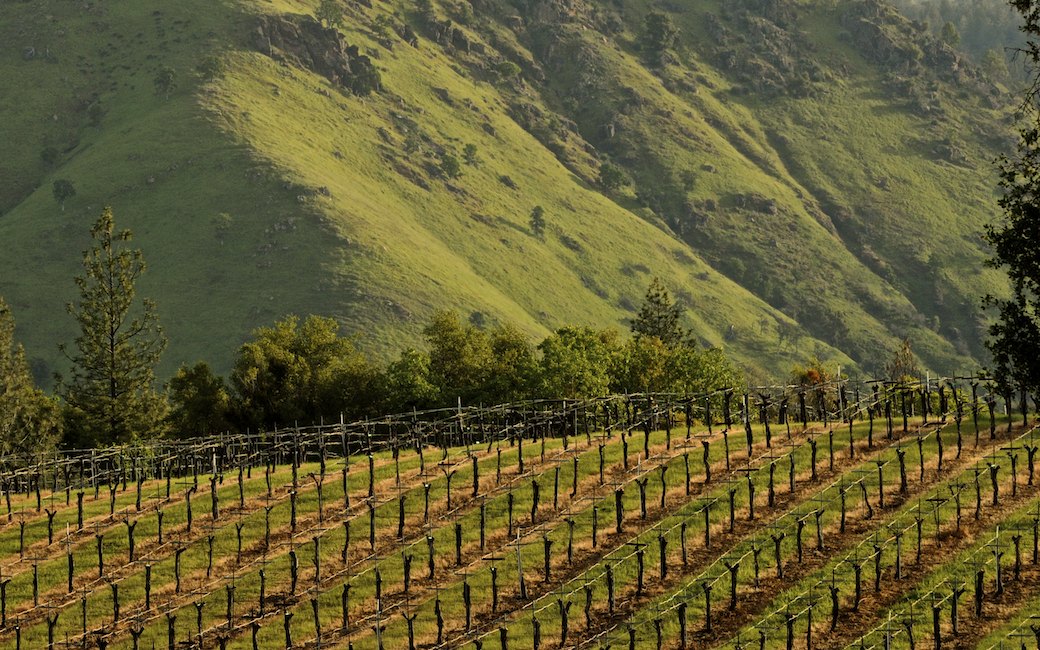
[253, 14, 381, 96]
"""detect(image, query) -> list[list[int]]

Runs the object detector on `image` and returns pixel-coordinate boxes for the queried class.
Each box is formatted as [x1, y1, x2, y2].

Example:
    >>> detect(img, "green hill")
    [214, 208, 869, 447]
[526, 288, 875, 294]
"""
[0, 0, 1014, 382]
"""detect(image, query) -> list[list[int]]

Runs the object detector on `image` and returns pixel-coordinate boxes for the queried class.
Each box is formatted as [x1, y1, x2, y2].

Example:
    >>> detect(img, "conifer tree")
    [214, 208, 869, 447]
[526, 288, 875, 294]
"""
[631, 277, 688, 348]
[58, 208, 167, 447]
[0, 298, 61, 456]
[985, 1, 1040, 393]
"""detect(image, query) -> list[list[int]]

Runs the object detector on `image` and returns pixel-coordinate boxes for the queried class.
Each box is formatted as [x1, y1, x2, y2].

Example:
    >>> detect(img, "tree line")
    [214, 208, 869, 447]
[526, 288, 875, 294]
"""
[0, 209, 741, 455]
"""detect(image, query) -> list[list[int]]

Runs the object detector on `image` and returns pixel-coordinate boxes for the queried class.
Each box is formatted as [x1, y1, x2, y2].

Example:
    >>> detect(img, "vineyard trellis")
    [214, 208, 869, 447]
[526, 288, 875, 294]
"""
[0, 375, 1033, 649]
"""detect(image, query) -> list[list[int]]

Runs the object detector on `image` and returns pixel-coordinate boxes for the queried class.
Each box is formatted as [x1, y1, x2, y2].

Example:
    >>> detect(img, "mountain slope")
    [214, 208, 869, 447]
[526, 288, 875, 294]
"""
[0, 0, 1013, 381]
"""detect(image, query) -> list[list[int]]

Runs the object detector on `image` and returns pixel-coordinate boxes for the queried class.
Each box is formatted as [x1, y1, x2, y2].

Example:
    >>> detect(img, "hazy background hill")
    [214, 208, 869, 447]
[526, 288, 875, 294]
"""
[0, 0, 1018, 383]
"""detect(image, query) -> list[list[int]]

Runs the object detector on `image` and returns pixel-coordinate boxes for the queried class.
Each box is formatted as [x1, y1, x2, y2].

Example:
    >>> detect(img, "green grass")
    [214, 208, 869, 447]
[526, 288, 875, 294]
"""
[0, 0, 1014, 384]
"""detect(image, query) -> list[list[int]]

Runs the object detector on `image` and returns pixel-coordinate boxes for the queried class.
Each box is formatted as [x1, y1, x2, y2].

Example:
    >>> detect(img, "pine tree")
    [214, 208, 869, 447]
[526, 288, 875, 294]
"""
[984, 1, 1040, 394]
[529, 206, 546, 237]
[630, 277, 688, 348]
[58, 208, 167, 447]
[0, 298, 62, 457]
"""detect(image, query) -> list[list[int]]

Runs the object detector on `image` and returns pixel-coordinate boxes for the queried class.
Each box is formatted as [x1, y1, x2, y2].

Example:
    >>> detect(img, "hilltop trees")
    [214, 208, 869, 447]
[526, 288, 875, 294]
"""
[57, 208, 168, 447]
[0, 298, 61, 456]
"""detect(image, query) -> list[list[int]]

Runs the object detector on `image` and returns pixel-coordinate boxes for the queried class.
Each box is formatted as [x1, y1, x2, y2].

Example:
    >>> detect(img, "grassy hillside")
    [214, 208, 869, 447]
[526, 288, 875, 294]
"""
[0, 0, 1014, 381]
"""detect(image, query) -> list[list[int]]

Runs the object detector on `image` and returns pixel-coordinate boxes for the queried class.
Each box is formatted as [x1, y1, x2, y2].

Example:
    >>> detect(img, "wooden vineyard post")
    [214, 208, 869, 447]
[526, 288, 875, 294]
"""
[210, 474, 219, 521]
[531, 478, 540, 524]
[683, 452, 691, 496]
[572, 456, 579, 498]
[283, 609, 293, 650]
[559, 598, 571, 647]
[814, 508, 825, 550]
[592, 505, 598, 548]
[703, 582, 713, 633]
[566, 517, 575, 564]
[950, 582, 966, 636]
[659, 534, 668, 579]
[678, 601, 688, 650]
[126, 518, 137, 562]
[185, 485, 196, 533]
[989, 462, 1001, 506]
[725, 560, 739, 610]
[637, 478, 648, 520]
[636, 545, 646, 597]
[932, 603, 942, 650]
[95, 529, 107, 578]
[729, 489, 737, 533]
[852, 556, 862, 611]
[341, 582, 350, 631]
[829, 583, 840, 631]
[771, 532, 785, 579]
[744, 393, 754, 458]
[796, 517, 805, 563]
[369, 502, 376, 551]
[895, 532, 903, 580]
[660, 465, 668, 509]
[702, 441, 711, 484]
[507, 492, 515, 538]
[615, 487, 625, 533]
[289, 546, 298, 595]
[974, 566, 985, 617]
[479, 499, 487, 550]
[873, 543, 883, 593]
[703, 501, 713, 549]
[584, 582, 594, 628]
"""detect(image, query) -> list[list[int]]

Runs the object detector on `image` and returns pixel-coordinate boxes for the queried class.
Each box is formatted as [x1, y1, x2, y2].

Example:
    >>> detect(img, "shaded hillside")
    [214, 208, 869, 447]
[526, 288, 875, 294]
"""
[0, 0, 1013, 381]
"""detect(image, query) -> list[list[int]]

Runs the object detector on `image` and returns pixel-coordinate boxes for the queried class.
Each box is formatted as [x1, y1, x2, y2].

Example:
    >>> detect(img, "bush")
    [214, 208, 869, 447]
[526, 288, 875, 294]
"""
[440, 153, 463, 179]
[598, 162, 628, 191]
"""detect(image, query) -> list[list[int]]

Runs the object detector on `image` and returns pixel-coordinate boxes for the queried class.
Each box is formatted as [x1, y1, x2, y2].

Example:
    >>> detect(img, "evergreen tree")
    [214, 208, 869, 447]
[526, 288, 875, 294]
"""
[0, 298, 62, 457]
[57, 208, 168, 447]
[529, 205, 546, 237]
[983, 1, 1040, 394]
[630, 277, 688, 347]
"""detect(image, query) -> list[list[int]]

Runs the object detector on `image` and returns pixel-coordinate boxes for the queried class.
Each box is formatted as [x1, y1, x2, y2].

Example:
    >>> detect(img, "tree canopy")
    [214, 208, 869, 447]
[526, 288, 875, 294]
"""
[984, 1, 1040, 394]
[0, 298, 61, 457]
[230, 314, 381, 429]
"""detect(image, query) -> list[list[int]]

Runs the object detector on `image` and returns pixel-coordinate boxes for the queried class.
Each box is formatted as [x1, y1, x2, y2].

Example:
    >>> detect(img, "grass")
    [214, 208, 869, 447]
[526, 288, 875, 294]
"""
[0, 0, 1015, 385]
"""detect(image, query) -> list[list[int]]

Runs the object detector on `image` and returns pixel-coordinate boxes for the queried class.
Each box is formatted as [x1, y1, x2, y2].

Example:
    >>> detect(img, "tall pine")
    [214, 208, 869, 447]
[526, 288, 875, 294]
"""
[984, 1, 1040, 394]
[0, 298, 62, 457]
[58, 208, 167, 447]
[630, 277, 689, 348]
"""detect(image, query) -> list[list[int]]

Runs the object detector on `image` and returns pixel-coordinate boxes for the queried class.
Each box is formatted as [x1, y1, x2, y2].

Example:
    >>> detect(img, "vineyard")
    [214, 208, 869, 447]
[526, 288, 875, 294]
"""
[0, 379, 1037, 649]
